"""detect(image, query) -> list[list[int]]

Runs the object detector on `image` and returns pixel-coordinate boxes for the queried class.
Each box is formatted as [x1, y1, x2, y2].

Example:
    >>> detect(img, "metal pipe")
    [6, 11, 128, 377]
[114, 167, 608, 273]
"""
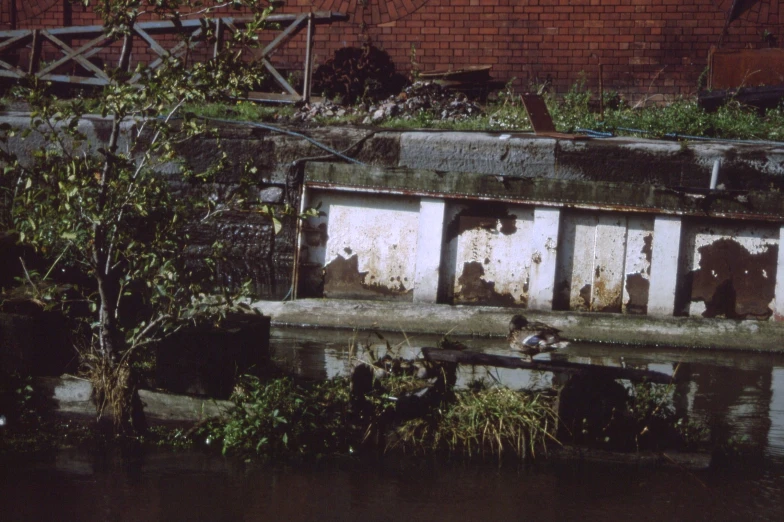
[710, 158, 721, 189]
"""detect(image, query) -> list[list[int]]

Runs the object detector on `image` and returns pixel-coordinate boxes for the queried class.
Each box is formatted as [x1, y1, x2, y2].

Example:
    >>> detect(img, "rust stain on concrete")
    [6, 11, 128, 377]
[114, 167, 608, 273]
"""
[454, 261, 519, 306]
[324, 255, 412, 300]
[625, 273, 649, 315]
[689, 238, 778, 319]
[578, 283, 592, 311]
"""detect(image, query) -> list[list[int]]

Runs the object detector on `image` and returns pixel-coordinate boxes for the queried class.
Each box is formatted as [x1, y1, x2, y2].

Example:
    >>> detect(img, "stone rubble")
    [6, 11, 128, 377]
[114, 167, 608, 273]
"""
[283, 82, 484, 125]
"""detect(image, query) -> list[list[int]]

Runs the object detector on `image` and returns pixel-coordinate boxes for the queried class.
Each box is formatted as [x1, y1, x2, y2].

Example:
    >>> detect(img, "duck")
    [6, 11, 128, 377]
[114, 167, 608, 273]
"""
[507, 314, 569, 357]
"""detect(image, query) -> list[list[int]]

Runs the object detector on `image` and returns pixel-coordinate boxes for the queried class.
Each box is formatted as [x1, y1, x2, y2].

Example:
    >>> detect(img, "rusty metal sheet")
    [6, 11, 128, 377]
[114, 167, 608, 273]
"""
[450, 205, 535, 307]
[591, 215, 628, 313]
[521, 93, 557, 133]
[305, 191, 420, 301]
[708, 47, 784, 90]
[681, 222, 780, 319]
[556, 213, 598, 311]
[622, 216, 654, 315]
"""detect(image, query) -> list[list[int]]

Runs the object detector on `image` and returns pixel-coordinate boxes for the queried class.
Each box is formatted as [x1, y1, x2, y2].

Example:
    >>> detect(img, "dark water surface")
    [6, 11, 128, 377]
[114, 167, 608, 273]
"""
[2, 450, 783, 522]
[3, 326, 784, 521]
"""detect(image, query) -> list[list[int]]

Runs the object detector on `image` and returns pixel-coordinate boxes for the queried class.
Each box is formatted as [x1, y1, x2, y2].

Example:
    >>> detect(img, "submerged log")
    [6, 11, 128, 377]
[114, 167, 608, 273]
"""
[420, 348, 680, 384]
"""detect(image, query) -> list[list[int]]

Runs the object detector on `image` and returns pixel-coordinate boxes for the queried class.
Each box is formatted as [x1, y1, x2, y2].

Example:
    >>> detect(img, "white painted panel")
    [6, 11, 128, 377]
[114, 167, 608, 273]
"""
[555, 213, 597, 311]
[681, 222, 779, 318]
[591, 215, 628, 312]
[452, 205, 535, 305]
[776, 225, 784, 321]
[623, 216, 654, 314]
[413, 198, 446, 303]
[528, 207, 561, 310]
[648, 216, 683, 316]
[310, 192, 420, 297]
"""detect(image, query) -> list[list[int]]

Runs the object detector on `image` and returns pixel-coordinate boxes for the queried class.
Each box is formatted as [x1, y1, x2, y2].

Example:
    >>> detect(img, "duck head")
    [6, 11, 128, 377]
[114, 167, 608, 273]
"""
[508, 314, 530, 334]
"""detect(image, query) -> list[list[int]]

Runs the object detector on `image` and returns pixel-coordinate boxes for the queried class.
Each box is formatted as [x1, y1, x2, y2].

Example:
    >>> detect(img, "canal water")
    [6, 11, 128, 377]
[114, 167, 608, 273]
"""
[2, 326, 784, 521]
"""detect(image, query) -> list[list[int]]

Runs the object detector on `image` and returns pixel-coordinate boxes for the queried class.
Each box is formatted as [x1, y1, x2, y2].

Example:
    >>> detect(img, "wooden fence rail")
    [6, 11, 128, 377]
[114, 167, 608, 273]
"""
[0, 11, 348, 102]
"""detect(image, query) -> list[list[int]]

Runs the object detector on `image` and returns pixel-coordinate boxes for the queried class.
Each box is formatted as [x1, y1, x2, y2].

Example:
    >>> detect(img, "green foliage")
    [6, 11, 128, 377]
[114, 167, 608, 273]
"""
[210, 376, 352, 460]
[626, 382, 709, 451]
[391, 385, 557, 463]
[0, 1, 292, 433]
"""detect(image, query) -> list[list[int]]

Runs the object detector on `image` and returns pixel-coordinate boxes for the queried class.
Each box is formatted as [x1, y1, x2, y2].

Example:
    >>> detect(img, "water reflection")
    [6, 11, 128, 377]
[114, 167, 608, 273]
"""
[270, 327, 784, 460]
[3, 450, 784, 522]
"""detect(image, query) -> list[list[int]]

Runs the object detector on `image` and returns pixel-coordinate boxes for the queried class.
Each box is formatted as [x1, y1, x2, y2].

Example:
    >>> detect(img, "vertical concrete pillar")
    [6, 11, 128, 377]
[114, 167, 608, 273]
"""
[647, 215, 683, 316]
[775, 224, 784, 321]
[528, 207, 561, 310]
[413, 198, 446, 303]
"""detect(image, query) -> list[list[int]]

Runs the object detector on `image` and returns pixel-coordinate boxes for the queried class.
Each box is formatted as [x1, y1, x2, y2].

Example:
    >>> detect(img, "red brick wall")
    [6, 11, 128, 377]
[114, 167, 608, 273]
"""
[10, 0, 784, 101]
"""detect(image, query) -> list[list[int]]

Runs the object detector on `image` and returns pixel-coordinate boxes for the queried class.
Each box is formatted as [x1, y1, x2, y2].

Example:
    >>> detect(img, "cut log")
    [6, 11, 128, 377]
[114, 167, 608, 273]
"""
[421, 347, 679, 384]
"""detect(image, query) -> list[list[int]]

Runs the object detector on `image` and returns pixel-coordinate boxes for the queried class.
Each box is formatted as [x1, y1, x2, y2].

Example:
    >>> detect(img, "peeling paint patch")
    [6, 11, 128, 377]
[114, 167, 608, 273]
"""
[689, 239, 778, 319]
[324, 255, 412, 301]
[625, 273, 649, 314]
[445, 202, 518, 242]
[455, 261, 520, 306]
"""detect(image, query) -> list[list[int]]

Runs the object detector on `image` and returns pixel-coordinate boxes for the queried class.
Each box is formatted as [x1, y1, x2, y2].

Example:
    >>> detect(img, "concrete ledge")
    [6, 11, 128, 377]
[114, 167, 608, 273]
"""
[34, 376, 232, 425]
[251, 298, 784, 352]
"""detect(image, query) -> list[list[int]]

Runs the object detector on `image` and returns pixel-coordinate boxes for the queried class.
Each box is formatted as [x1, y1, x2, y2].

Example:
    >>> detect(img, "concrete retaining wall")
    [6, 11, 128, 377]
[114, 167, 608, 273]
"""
[3, 114, 784, 323]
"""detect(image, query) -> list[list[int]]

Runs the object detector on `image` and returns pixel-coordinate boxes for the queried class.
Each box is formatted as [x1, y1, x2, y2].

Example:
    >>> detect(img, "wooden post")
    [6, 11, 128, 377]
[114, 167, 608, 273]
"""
[302, 12, 315, 102]
[28, 29, 43, 75]
[213, 18, 223, 59]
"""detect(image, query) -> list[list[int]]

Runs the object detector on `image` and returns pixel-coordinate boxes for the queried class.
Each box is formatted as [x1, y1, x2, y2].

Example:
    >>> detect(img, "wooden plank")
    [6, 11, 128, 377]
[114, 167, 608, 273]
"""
[0, 58, 26, 78]
[421, 347, 680, 384]
[302, 12, 314, 102]
[260, 13, 307, 58]
[37, 74, 109, 86]
[40, 31, 110, 82]
[37, 34, 112, 76]
[0, 33, 30, 53]
[133, 25, 168, 57]
[129, 27, 204, 83]
[262, 58, 299, 95]
[28, 30, 42, 75]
